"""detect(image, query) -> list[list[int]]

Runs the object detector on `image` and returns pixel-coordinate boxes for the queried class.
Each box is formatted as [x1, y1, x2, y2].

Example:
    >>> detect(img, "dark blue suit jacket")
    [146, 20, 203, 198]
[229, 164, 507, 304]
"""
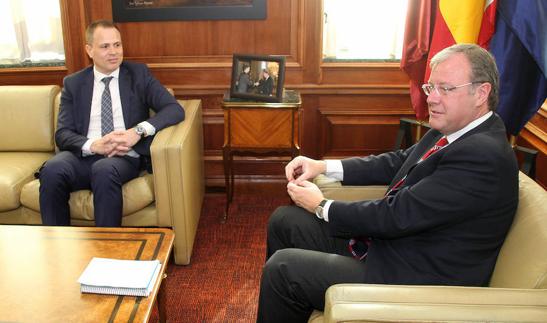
[329, 113, 518, 287]
[56, 61, 184, 161]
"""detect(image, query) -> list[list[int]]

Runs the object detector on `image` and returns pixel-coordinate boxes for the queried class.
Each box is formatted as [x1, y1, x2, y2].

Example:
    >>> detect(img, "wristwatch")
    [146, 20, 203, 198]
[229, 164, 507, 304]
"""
[314, 199, 328, 219]
[134, 124, 146, 137]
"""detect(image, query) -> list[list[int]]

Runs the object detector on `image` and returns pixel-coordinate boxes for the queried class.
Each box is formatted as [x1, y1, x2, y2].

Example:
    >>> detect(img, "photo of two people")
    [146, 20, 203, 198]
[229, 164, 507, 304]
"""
[230, 54, 285, 102]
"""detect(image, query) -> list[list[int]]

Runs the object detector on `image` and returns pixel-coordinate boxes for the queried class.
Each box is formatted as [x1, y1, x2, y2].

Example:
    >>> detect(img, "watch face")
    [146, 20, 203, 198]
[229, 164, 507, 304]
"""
[315, 199, 327, 219]
[315, 206, 324, 219]
[136, 125, 145, 136]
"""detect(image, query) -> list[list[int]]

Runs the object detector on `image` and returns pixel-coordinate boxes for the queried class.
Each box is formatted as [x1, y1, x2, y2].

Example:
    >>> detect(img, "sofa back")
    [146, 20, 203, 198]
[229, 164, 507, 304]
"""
[489, 171, 547, 289]
[0, 85, 60, 152]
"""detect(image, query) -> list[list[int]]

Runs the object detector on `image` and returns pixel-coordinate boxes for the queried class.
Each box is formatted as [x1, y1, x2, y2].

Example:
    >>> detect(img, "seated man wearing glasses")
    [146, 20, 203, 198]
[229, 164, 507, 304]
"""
[256, 43, 519, 323]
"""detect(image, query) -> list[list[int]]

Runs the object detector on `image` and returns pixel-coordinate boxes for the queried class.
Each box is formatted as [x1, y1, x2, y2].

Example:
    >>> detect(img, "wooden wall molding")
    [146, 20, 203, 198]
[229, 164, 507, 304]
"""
[517, 102, 546, 187]
[521, 104, 547, 154]
[523, 121, 547, 151]
[0, 67, 67, 85]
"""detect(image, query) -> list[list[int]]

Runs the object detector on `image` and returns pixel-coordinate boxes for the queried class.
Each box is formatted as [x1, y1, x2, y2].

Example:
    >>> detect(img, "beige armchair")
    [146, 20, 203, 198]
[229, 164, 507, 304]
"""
[0, 85, 204, 265]
[309, 171, 547, 322]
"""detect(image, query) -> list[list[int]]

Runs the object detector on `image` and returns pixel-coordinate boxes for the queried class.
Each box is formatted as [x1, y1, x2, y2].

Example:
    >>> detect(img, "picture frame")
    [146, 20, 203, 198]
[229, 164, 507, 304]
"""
[112, 0, 267, 22]
[230, 54, 285, 103]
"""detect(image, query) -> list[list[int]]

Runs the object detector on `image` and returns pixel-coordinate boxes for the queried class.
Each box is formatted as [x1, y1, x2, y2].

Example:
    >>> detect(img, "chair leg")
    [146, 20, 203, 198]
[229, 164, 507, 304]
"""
[514, 145, 538, 179]
[393, 119, 413, 150]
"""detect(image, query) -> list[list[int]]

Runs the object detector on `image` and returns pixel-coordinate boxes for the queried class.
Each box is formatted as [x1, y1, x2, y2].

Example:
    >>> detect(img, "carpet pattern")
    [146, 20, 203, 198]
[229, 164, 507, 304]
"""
[151, 193, 289, 323]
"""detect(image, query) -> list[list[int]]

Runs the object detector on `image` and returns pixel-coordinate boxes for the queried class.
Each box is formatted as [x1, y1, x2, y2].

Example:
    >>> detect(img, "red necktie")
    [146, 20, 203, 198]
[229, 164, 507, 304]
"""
[386, 136, 448, 196]
[420, 136, 448, 161]
[348, 136, 449, 260]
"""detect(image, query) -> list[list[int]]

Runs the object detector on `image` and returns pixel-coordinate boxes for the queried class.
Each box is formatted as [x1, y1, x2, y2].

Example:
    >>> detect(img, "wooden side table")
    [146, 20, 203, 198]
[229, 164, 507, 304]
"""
[222, 90, 302, 220]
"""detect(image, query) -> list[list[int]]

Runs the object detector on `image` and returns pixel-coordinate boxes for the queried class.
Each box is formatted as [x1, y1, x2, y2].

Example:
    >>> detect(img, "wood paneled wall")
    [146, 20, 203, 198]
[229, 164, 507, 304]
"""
[517, 103, 547, 188]
[1, 0, 544, 188]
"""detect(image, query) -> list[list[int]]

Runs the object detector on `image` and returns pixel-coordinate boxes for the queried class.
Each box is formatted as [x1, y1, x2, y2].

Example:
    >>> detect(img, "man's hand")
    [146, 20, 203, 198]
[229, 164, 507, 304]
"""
[287, 181, 324, 213]
[107, 129, 141, 157]
[90, 133, 119, 156]
[285, 156, 326, 184]
[90, 129, 141, 157]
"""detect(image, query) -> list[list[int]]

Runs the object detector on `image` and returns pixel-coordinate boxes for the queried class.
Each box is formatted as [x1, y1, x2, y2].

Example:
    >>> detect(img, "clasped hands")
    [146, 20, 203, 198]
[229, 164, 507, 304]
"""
[90, 128, 141, 157]
[285, 156, 326, 213]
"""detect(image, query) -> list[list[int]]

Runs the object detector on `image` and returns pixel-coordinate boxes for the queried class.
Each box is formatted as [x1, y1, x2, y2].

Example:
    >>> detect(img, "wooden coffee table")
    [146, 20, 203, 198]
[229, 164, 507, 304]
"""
[0, 225, 174, 323]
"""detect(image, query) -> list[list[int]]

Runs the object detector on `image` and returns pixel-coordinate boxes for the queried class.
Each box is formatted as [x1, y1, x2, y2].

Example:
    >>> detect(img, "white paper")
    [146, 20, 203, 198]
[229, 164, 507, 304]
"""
[78, 257, 161, 289]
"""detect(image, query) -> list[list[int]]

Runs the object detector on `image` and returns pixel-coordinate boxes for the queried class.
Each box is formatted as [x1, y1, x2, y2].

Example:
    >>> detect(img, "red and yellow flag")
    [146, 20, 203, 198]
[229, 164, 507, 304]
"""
[402, 0, 497, 120]
[425, 0, 497, 82]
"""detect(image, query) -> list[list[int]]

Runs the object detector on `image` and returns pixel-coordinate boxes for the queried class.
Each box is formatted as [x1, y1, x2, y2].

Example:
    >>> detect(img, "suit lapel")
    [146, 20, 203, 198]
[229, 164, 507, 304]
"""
[81, 69, 94, 134]
[389, 130, 441, 189]
[119, 65, 133, 128]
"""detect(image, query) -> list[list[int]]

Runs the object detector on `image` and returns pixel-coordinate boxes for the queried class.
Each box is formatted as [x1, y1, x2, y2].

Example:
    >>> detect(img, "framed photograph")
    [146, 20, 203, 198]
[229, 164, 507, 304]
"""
[112, 0, 266, 22]
[230, 54, 285, 102]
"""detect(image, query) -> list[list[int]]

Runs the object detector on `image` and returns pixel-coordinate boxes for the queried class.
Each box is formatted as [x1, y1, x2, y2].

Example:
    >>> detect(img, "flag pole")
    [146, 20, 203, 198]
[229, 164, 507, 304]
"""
[509, 135, 517, 148]
[416, 121, 423, 141]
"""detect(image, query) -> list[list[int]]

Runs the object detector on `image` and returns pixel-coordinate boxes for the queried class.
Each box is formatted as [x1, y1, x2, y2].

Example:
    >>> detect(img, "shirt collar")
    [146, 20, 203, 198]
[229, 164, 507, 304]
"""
[446, 111, 493, 144]
[93, 67, 120, 82]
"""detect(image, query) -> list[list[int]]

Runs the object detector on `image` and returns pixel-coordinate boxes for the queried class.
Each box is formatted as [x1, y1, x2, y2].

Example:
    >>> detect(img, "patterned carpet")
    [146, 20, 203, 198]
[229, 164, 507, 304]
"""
[150, 193, 289, 323]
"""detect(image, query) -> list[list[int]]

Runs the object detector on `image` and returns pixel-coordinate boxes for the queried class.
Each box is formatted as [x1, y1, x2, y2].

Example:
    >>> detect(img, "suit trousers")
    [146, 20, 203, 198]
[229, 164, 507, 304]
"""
[39, 151, 141, 227]
[256, 205, 368, 323]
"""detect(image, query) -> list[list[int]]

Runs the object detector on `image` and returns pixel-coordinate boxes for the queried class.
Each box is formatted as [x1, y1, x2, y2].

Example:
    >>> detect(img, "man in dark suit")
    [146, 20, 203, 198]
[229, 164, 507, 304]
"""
[256, 43, 519, 323]
[39, 20, 184, 227]
[255, 69, 274, 95]
[236, 64, 253, 93]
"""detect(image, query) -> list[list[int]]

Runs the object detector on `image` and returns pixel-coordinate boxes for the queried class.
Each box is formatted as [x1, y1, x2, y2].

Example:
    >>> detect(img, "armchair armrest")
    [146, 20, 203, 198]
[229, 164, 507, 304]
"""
[313, 174, 387, 201]
[151, 99, 204, 265]
[322, 284, 547, 323]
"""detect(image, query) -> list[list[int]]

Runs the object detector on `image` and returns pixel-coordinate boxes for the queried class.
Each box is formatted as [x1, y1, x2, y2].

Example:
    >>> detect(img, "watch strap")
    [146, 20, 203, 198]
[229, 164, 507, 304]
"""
[318, 199, 328, 208]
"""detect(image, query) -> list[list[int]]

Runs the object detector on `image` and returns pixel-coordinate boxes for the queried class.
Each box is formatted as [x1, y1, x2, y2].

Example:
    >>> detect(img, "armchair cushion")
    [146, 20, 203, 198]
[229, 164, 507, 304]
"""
[0, 152, 53, 211]
[489, 171, 547, 289]
[313, 174, 387, 201]
[0, 85, 59, 151]
[315, 284, 547, 323]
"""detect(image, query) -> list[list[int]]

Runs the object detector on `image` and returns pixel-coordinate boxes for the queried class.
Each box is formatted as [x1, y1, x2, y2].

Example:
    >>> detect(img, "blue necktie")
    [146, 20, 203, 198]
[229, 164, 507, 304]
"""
[101, 76, 114, 136]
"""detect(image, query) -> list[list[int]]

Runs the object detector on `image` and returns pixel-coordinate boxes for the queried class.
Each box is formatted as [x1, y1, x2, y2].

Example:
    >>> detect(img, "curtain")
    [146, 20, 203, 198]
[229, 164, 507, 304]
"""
[400, 0, 436, 120]
[0, 0, 64, 64]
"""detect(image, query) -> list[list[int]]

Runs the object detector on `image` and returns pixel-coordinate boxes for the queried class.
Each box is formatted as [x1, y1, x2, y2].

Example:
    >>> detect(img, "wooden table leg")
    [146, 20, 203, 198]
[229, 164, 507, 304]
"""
[229, 152, 234, 202]
[222, 147, 231, 222]
[157, 273, 168, 323]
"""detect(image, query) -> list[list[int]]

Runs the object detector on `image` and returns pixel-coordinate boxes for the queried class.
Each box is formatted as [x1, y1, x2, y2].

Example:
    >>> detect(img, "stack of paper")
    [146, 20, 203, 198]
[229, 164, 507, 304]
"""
[78, 257, 161, 297]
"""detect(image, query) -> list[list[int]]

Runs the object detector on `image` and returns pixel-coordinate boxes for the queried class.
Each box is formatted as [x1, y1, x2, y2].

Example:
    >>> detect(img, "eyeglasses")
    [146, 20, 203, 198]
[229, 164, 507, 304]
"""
[422, 82, 482, 96]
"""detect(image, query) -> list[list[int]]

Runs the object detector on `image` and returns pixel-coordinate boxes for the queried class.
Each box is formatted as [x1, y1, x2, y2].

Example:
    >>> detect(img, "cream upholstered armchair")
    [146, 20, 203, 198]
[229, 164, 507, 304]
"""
[309, 171, 547, 322]
[0, 85, 204, 265]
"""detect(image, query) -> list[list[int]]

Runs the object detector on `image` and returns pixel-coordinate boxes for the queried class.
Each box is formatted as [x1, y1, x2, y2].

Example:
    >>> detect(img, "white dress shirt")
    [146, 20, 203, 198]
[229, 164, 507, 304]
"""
[81, 67, 155, 157]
